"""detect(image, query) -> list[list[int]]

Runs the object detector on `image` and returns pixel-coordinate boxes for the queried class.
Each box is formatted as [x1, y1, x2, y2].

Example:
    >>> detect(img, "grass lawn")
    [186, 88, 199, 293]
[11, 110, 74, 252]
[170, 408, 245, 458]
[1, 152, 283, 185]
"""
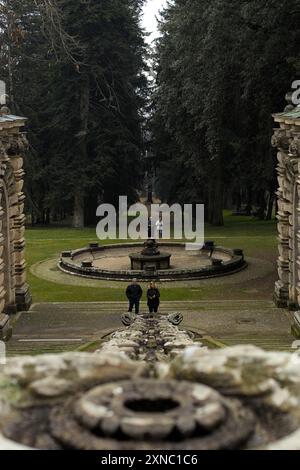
[26, 211, 278, 303]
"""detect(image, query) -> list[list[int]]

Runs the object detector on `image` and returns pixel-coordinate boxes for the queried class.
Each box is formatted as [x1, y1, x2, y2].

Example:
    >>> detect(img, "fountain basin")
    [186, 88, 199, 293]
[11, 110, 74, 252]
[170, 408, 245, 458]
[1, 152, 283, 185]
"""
[58, 241, 247, 282]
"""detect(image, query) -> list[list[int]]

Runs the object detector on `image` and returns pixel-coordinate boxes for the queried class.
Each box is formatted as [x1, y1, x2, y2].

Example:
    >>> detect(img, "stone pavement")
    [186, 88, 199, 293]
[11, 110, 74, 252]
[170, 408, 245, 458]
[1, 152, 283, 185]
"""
[6, 300, 294, 356]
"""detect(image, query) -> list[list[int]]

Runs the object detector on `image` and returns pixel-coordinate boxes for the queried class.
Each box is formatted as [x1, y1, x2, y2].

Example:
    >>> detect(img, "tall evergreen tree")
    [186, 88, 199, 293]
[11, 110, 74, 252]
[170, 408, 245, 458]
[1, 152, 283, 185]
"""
[0, 0, 147, 226]
[152, 0, 300, 225]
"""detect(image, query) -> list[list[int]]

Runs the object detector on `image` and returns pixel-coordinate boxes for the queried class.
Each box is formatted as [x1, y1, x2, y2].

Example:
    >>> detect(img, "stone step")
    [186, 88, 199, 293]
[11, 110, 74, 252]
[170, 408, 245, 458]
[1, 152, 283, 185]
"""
[6, 301, 292, 356]
[221, 338, 293, 350]
[30, 300, 277, 310]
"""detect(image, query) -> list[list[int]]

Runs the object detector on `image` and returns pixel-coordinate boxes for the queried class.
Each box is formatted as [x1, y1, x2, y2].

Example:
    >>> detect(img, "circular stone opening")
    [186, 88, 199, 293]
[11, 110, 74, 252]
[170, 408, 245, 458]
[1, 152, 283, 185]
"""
[125, 398, 179, 413]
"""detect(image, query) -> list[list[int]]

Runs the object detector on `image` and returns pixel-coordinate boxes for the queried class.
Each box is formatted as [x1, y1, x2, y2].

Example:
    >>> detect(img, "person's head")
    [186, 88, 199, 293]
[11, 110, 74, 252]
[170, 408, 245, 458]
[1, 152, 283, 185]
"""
[132, 278, 138, 285]
[149, 281, 156, 289]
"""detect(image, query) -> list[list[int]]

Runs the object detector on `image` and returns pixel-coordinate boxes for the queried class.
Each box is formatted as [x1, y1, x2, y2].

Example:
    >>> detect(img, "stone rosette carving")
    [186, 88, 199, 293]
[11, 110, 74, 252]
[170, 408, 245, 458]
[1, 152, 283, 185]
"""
[2, 345, 300, 450]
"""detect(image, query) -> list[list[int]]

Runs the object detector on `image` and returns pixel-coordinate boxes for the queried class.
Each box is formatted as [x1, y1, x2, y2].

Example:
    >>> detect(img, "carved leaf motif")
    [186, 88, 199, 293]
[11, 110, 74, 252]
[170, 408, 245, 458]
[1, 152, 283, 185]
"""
[289, 137, 300, 157]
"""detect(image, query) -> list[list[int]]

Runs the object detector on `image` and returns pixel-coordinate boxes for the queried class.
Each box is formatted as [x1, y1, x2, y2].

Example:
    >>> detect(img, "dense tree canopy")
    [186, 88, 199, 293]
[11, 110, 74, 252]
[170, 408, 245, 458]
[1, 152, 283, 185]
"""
[0, 0, 147, 226]
[152, 0, 300, 225]
[0, 0, 299, 227]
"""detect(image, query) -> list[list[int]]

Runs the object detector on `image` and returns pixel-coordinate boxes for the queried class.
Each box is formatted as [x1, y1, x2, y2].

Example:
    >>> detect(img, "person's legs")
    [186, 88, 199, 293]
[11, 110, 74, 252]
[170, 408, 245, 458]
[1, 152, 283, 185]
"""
[128, 300, 134, 312]
[134, 299, 140, 314]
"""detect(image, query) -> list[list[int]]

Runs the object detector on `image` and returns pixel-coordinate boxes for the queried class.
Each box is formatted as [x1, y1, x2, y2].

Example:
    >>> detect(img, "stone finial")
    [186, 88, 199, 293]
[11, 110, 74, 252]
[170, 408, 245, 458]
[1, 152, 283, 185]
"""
[167, 312, 183, 325]
[0, 106, 10, 116]
[121, 312, 136, 326]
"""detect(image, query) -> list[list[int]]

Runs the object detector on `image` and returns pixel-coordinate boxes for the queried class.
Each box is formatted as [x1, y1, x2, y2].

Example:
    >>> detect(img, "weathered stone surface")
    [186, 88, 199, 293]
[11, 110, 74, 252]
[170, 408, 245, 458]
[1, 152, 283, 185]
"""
[2, 345, 300, 449]
[167, 313, 183, 325]
[29, 377, 75, 398]
[273, 98, 300, 311]
[96, 313, 202, 362]
[292, 312, 300, 338]
[0, 313, 11, 341]
[121, 312, 136, 326]
[0, 314, 9, 329]
[167, 345, 300, 413]
[0, 351, 144, 405]
[0, 115, 31, 316]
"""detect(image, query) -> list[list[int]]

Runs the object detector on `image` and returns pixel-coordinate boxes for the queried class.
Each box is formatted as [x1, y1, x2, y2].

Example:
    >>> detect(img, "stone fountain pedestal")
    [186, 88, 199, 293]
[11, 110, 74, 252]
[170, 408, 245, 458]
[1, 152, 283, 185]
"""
[129, 239, 171, 271]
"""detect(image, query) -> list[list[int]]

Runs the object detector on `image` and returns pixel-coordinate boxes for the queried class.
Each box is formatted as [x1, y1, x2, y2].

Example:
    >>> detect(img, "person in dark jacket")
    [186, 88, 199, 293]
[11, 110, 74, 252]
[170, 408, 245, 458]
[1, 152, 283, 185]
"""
[126, 279, 143, 314]
[147, 282, 160, 314]
[148, 217, 153, 238]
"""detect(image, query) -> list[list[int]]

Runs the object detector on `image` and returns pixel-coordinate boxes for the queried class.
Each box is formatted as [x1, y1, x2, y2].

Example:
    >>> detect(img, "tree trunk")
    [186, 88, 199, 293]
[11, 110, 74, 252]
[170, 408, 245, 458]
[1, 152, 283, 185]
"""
[72, 74, 90, 228]
[210, 186, 224, 226]
[208, 155, 224, 226]
[236, 190, 242, 212]
[45, 208, 50, 225]
[7, 21, 15, 113]
[266, 188, 275, 221]
[256, 190, 266, 220]
[274, 195, 278, 217]
[73, 192, 84, 228]
[246, 188, 252, 216]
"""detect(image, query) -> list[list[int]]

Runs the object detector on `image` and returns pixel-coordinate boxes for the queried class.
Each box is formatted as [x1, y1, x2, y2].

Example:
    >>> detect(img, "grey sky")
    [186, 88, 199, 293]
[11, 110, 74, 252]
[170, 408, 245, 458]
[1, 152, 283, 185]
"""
[142, 0, 168, 43]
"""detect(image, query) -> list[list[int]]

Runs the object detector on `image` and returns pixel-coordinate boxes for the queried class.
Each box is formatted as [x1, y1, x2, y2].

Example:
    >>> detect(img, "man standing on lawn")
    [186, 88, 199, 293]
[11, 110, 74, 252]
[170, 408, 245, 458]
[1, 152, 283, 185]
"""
[126, 279, 143, 315]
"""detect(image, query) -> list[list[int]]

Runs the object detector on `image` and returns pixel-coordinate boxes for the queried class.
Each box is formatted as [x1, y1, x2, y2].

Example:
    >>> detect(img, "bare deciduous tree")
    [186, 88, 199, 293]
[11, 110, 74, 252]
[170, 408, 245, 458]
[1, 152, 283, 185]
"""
[33, 0, 83, 65]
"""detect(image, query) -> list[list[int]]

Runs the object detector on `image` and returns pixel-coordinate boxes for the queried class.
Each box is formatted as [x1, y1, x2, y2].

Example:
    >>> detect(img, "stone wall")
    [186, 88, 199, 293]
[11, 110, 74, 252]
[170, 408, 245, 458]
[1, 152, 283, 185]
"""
[0, 112, 31, 339]
[272, 98, 300, 310]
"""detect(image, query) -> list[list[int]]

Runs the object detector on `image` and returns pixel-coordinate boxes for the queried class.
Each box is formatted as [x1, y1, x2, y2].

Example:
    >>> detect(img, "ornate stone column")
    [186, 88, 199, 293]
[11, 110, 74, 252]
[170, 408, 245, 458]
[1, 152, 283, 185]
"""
[272, 94, 300, 309]
[0, 109, 31, 339]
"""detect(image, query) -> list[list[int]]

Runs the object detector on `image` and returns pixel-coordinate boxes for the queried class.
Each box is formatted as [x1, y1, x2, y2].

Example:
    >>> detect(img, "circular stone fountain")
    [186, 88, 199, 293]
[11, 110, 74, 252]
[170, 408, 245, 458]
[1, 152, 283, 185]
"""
[58, 240, 246, 282]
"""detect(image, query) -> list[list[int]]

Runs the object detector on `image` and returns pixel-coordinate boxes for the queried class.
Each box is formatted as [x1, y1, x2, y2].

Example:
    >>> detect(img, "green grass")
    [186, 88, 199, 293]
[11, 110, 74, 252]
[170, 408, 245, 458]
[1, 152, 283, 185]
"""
[26, 212, 277, 303]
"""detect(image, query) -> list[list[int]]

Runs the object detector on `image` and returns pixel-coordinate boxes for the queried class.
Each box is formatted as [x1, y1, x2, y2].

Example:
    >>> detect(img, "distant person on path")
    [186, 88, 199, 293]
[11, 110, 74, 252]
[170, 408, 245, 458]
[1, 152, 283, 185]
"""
[156, 215, 163, 239]
[126, 279, 143, 315]
[147, 282, 160, 314]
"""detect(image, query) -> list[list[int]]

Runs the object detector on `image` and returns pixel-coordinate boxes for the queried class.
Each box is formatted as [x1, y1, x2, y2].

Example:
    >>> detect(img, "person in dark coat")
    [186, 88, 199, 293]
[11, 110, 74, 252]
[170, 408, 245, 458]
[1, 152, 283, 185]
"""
[148, 217, 153, 238]
[147, 282, 160, 314]
[126, 279, 143, 315]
